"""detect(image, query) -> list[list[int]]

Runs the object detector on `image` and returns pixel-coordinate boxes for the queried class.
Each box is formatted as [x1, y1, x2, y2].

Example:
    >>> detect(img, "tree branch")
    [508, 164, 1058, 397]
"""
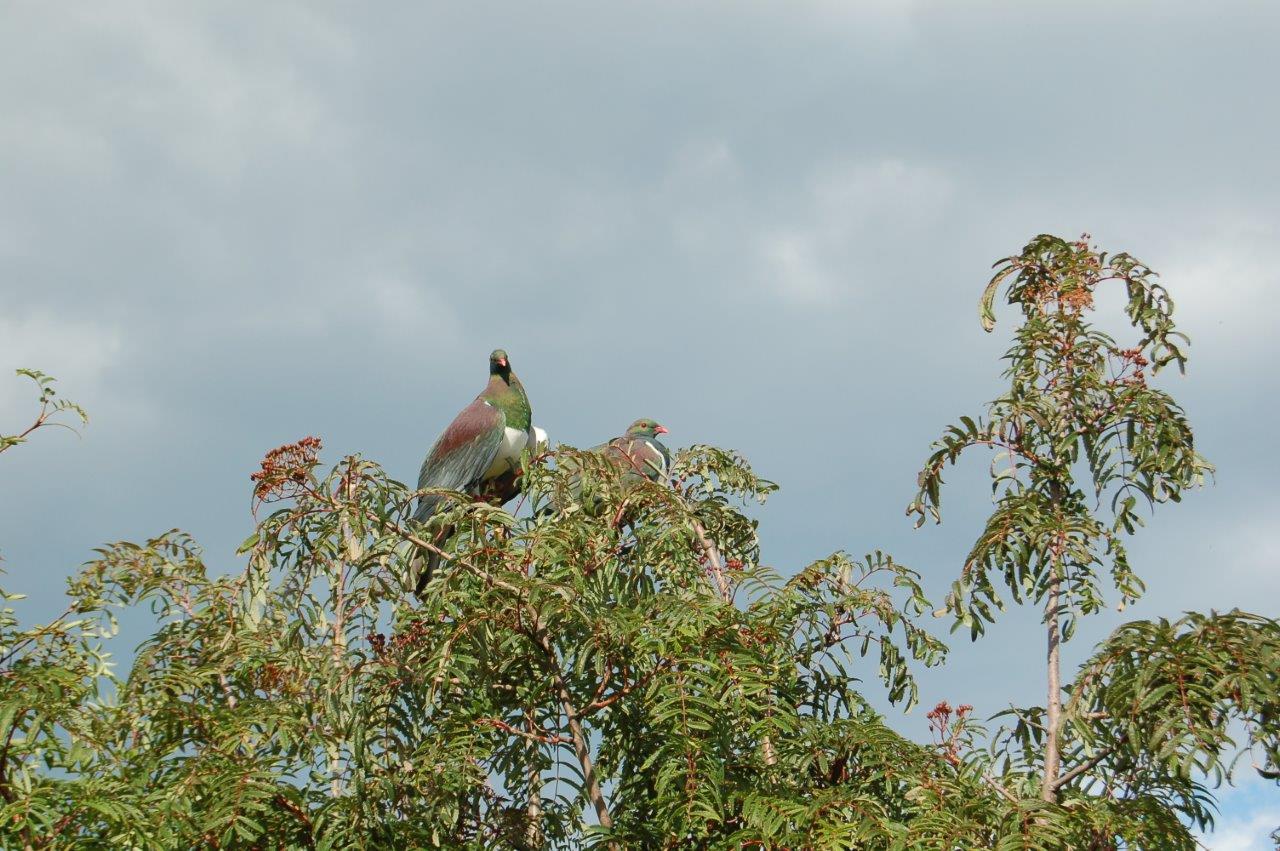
[528, 623, 617, 842]
[692, 520, 732, 602]
[1053, 737, 1124, 791]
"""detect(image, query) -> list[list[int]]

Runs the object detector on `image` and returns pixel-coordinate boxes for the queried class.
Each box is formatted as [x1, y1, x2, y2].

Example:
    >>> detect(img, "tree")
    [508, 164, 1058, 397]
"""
[2, 374, 955, 848]
[908, 234, 1278, 846]
[0, 234, 1276, 849]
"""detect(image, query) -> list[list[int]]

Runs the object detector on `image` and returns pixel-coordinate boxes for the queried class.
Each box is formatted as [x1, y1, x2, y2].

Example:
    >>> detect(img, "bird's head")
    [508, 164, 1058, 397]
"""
[489, 349, 512, 378]
[627, 418, 668, 438]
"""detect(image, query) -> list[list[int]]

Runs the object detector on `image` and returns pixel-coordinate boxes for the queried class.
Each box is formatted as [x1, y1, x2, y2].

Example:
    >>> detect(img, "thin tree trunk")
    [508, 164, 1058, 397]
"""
[692, 521, 777, 766]
[330, 493, 360, 799]
[692, 520, 732, 602]
[524, 709, 544, 849]
[1041, 311, 1076, 804]
[695, 521, 770, 767]
[1042, 565, 1063, 802]
[563, 693, 612, 831]
[530, 625, 617, 844]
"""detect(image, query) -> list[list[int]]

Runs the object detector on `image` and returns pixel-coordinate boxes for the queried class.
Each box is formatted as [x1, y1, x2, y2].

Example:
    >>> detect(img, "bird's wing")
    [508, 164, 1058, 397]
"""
[414, 399, 506, 521]
[605, 436, 668, 483]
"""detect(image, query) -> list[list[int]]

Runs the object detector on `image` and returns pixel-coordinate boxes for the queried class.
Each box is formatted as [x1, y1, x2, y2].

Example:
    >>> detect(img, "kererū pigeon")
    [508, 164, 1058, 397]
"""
[556, 418, 670, 514]
[598, 418, 670, 487]
[413, 349, 544, 590]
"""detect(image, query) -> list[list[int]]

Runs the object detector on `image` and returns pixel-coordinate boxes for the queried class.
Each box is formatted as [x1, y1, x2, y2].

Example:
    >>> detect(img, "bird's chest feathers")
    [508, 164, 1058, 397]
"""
[635, 440, 668, 476]
[484, 426, 529, 478]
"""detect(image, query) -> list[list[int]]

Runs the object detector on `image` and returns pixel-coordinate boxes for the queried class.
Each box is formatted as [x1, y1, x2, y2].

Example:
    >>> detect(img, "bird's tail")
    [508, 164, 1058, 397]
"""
[410, 495, 443, 596]
[413, 549, 442, 596]
[412, 492, 443, 526]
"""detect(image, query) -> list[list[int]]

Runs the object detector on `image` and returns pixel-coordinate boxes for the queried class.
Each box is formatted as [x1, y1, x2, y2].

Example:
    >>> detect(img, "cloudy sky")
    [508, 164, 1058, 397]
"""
[2, 2, 1277, 844]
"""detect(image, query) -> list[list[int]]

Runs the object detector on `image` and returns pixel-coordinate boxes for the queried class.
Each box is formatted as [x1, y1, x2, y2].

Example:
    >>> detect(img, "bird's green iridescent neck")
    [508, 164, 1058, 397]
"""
[483, 372, 531, 431]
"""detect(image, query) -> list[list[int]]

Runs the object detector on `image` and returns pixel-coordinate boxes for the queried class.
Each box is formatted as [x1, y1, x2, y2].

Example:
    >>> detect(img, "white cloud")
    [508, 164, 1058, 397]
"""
[773, 0, 919, 42]
[367, 278, 460, 342]
[0, 3, 351, 184]
[227, 274, 462, 350]
[759, 159, 954, 302]
[0, 313, 122, 414]
[667, 140, 738, 186]
[811, 159, 954, 233]
[1197, 788, 1280, 850]
[0, 112, 115, 178]
[760, 230, 833, 302]
[1214, 515, 1280, 596]
[1187, 770, 1280, 850]
[1161, 219, 1280, 349]
[1203, 814, 1279, 851]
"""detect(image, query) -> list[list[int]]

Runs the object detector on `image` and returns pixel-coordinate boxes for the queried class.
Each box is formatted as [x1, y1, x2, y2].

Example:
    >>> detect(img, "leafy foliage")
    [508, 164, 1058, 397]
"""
[968, 611, 1280, 849]
[2, 431, 952, 848]
[907, 233, 1277, 844]
[1, 236, 1276, 848]
[0, 369, 88, 456]
[910, 234, 1212, 639]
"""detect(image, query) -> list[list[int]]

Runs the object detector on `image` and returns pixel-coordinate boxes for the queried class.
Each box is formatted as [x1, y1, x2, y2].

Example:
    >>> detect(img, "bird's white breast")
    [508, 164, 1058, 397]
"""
[484, 426, 530, 478]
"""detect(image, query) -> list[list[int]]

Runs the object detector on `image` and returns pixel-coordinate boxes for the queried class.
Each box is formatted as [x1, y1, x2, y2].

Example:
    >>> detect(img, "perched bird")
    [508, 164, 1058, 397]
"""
[413, 349, 542, 590]
[598, 418, 671, 487]
[556, 418, 671, 514]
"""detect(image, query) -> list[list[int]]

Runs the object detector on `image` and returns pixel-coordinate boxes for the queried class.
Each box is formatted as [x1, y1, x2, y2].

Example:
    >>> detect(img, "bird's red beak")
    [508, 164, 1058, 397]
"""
[497, 358, 508, 368]
[656, 425, 669, 435]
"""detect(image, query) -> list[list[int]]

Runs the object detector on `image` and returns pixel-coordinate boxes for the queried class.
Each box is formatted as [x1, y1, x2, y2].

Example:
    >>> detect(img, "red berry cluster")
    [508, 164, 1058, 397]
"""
[250, 436, 322, 504]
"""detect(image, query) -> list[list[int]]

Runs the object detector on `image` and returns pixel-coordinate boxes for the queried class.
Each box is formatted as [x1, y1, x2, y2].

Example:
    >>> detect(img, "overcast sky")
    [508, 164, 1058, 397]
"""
[2, 2, 1277, 845]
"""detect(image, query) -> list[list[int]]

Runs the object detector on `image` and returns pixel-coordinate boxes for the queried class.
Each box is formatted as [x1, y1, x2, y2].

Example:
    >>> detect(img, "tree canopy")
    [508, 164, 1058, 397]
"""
[1, 236, 1276, 849]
